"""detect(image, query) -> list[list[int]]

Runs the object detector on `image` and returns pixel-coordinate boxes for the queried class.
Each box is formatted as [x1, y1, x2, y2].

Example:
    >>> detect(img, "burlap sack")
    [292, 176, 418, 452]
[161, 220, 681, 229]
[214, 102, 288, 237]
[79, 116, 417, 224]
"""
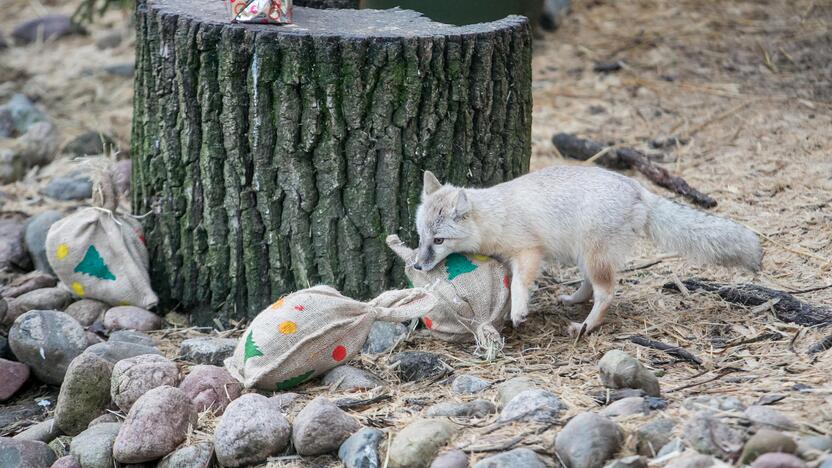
[386, 235, 511, 356]
[45, 162, 157, 309]
[225, 285, 436, 390]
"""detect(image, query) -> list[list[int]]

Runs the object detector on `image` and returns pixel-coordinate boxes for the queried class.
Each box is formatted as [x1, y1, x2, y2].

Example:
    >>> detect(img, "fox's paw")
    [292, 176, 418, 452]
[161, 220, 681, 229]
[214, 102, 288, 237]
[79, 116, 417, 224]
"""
[567, 321, 589, 341]
[511, 311, 528, 328]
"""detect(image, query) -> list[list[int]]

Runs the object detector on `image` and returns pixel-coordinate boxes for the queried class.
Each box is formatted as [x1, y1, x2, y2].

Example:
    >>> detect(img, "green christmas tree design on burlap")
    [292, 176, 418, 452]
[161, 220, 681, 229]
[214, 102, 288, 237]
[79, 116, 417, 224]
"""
[243, 331, 263, 362]
[74, 245, 116, 281]
[276, 370, 314, 391]
[445, 253, 478, 280]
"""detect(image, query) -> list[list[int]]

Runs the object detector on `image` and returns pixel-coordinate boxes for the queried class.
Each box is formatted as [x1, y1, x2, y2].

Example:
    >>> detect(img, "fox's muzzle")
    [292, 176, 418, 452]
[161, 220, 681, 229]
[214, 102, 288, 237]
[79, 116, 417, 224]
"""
[413, 244, 436, 271]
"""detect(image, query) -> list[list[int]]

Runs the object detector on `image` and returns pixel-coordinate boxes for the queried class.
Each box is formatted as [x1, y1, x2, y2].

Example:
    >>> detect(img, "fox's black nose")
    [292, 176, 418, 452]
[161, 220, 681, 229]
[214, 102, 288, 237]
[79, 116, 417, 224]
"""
[413, 263, 423, 271]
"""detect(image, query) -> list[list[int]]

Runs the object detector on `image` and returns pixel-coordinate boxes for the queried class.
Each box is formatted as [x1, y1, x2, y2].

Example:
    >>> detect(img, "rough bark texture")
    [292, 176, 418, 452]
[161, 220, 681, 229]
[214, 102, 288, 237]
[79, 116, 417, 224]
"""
[132, 1, 532, 324]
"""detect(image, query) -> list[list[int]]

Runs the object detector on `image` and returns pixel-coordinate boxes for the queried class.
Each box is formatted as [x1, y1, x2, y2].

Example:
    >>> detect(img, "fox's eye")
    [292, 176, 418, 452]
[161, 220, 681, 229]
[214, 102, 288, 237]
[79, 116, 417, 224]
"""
[433, 238, 444, 245]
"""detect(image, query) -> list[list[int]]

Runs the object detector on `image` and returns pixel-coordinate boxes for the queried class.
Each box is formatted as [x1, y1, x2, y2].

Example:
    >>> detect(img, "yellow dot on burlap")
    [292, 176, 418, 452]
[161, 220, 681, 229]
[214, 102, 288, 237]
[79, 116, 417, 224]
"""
[56, 244, 69, 260]
[278, 321, 297, 334]
[71, 282, 85, 297]
[270, 298, 285, 310]
[471, 254, 490, 262]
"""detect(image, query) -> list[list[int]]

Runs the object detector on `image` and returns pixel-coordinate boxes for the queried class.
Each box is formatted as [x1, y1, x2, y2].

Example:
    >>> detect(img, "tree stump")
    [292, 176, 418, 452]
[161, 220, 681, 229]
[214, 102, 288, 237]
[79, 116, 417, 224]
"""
[132, 0, 532, 324]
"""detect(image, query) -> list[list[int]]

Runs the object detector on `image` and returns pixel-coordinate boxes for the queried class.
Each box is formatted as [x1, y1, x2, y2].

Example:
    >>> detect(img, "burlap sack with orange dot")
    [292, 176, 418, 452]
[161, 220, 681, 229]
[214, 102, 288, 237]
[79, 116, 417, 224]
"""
[45, 163, 158, 309]
[225, 285, 436, 391]
[386, 235, 511, 359]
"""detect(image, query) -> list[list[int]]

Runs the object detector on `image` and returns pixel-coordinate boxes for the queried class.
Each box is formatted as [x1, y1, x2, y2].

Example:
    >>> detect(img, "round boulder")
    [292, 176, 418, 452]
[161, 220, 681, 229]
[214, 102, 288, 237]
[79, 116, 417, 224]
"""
[9, 310, 87, 384]
[55, 352, 113, 435]
[103, 306, 161, 332]
[69, 422, 122, 468]
[64, 299, 108, 327]
[214, 393, 291, 467]
[178, 365, 241, 414]
[0, 438, 57, 467]
[111, 354, 179, 412]
[293, 397, 361, 456]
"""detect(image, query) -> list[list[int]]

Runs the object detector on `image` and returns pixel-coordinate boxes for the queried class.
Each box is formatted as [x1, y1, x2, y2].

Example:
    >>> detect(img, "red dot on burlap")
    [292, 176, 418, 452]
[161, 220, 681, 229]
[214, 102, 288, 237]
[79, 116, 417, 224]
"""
[332, 345, 347, 361]
[503, 275, 510, 288]
[294, 305, 304, 311]
[423, 317, 433, 329]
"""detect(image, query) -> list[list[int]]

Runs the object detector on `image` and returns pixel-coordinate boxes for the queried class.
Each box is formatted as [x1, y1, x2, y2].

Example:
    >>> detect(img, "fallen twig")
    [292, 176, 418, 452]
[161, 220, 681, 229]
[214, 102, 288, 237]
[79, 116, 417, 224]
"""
[663, 279, 832, 327]
[552, 133, 717, 208]
[666, 367, 742, 393]
[629, 335, 703, 366]
[808, 334, 832, 355]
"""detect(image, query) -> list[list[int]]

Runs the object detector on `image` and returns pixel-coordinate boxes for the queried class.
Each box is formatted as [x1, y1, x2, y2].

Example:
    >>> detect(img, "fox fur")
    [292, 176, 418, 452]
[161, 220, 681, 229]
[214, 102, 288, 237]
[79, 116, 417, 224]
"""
[413, 165, 763, 335]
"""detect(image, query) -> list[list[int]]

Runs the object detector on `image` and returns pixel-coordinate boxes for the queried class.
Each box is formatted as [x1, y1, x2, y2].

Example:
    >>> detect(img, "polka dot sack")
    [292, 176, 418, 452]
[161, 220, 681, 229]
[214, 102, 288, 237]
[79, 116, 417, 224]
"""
[45, 161, 158, 309]
[386, 234, 511, 359]
[225, 285, 436, 391]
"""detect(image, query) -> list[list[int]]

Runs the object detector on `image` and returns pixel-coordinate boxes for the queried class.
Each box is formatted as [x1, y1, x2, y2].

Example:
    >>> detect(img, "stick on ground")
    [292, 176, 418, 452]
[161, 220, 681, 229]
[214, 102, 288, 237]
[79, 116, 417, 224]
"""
[629, 335, 704, 366]
[552, 133, 717, 208]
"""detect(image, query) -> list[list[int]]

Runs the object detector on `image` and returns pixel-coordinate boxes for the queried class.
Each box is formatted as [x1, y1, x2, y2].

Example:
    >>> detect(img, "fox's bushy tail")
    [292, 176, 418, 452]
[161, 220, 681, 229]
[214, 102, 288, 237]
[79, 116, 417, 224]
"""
[643, 191, 763, 271]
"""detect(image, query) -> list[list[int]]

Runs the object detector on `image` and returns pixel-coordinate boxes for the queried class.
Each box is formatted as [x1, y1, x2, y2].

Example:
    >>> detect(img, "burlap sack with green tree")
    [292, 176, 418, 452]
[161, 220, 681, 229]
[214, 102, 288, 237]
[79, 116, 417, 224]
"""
[386, 234, 511, 358]
[225, 285, 436, 391]
[45, 162, 158, 309]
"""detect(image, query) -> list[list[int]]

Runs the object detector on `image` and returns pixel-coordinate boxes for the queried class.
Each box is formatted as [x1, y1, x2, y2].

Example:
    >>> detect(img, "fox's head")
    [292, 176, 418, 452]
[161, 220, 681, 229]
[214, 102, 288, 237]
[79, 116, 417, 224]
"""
[413, 171, 479, 271]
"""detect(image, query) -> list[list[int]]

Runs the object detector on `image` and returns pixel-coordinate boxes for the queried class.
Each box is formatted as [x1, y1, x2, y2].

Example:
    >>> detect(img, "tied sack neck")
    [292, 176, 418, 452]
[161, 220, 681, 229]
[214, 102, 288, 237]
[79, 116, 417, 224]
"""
[368, 288, 437, 323]
[90, 161, 119, 213]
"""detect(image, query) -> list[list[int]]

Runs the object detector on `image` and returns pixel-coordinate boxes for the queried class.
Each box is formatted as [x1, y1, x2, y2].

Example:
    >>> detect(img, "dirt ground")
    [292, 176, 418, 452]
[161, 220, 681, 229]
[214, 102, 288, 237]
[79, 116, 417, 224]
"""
[1, 0, 831, 466]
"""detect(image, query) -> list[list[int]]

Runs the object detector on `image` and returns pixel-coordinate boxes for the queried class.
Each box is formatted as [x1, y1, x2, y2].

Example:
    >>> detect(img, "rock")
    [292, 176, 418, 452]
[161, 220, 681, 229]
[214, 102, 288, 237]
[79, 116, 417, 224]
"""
[389, 419, 459, 468]
[86, 330, 103, 348]
[85, 341, 161, 364]
[636, 417, 675, 457]
[821, 457, 832, 468]
[3, 120, 60, 174]
[214, 393, 290, 467]
[555, 412, 622, 468]
[0, 336, 10, 360]
[51, 455, 81, 468]
[9, 310, 87, 384]
[426, 400, 496, 418]
[179, 337, 236, 366]
[113, 386, 197, 463]
[88, 413, 120, 427]
[5, 287, 72, 324]
[600, 396, 649, 418]
[339, 427, 384, 468]
[499, 389, 563, 423]
[64, 299, 108, 327]
[323, 365, 384, 390]
[63, 131, 115, 157]
[797, 435, 832, 458]
[103, 306, 161, 331]
[23, 211, 62, 274]
[55, 353, 113, 435]
[451, 374, 490, 395]
[12, 418, 61, 443]
[743, 406, 798, 431]
[604, 456, 648, 468]
[42, 174, 93, 201]
[157, 442, 214, 468]
[0, 215, 31, 274]
[111, 354, 179, 412]
[293, 396, 361, 456]
[70, 422, 121, 468]
[363, 321, 407, 354]
[0, 358, 29, 401]
[0, 94, 46, 138]
[270, 392, 300, 413]
[95, 31, 123, 50]
[431, 450, 469, 468]
[740, 429, 797, 464]
[390, 351, 448, 382]
[1, 272, 57, 298]
[0, 400, 45, 431]
[540, 0, 571, 31]
[496, 377, 537, 408]
[108, 330, 155, 348]
[473, 448, 546, 468]
[0, 437, 57, 467]
[657, 438, 685, 457]
[682, 395, 745, 412]
[12, 15, 80, 45]
[751, 453, 806, 468]
[665, 452, 721, 468]
[113, 159, 131, 196]
[598, 350, 661, 397]
[104, 64, 135, 77]
[178, 365, 241, 414]
[683, 411, 744, 459]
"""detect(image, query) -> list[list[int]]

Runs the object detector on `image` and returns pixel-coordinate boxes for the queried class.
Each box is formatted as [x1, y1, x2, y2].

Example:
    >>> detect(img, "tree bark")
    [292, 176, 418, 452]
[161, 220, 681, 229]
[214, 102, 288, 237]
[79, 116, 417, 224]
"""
[132, 0, 532, 324]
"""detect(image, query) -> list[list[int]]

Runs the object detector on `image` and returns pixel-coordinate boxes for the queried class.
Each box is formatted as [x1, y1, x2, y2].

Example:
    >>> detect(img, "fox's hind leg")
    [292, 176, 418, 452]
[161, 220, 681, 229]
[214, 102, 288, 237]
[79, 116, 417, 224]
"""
[560, 269, 593, 305]
[567, 257, 615, 337]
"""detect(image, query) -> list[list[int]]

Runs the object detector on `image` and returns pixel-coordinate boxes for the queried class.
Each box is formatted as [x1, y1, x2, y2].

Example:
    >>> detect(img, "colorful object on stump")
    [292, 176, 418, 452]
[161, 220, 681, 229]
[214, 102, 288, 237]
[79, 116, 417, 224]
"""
[386, 235, 511, 358]
[228, 0, 292, 24]
[225, 285, 436, 390]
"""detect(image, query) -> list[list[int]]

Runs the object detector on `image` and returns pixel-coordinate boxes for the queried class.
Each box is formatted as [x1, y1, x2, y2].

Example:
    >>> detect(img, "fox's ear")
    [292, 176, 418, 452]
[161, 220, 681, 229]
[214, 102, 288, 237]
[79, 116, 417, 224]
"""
[423, 171, 441, 196]
[453, 190, 471, 218]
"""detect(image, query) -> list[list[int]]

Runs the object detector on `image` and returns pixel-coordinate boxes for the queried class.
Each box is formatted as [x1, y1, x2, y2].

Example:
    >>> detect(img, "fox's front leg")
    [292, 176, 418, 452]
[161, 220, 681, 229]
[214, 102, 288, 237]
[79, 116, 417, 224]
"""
[509, 249, 544, 327]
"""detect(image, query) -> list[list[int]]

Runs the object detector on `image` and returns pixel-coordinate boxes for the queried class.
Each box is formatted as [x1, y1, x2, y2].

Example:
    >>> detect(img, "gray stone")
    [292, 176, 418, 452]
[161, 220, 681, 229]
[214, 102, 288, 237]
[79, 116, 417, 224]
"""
[51, 455, 81, 468]
[270, 392, 300, 413]
[42, 174, 93, 201]
[682, 395, 745, 412]
[750, 453, 806, 468]
[598, 350, 661, 396]
[339, 427, 384, 468]
[293, 396, 361, 456]
[743, 406, 798, 431]
[451, 374, 490, 395]
[540, 0, 571, 31]
[12, 15, 80, 45]
[63, 131, 116, 157]
[821, 457, 832, 468]
[600, 396, 649, 418]
[0, 94, 46, 138]
[0, 358, 29, 401]
[426, 400, 496, 418]
[1, 121, 59, 179]
[23, 211, 62, 274]
[64, 299, 108, 327]
[636, 417, 675, 457]
[431, 449, 468, 468]
[70, 422, 121, 468]
[740, 429, 796, 464]
[1, 272, 57, 299]
[9, 310, 87, 384]
[179, 337, 236, 366]
[604, 455, 648, 468]
[111, 354, 179, 412]
[0, 437, 57, 467]
[683, 411, 744, 459]
[555, 412, 622, 468]
[108, 330, 155, 348]
[796, 435, 832, 459]
[390, 351, 448, 382]
[496, 377, 537, 408]
[55, 353, 113, 435]
[88, 413, 120, 427]
[95, 31, 123, 50]
[12, 418, 61, 443]
[103, 306, 161, 331]
[5, 287, 72, 325]
[499, 389, 563, 423]
[389, 419, 459, 468]
[323, 365, 384, 390]
[178, 365, 241, 414]
[85, 341, 161, 364]
[0, 216, 31, 276]
[473, 448, 546, 468]
[363, 321, 408, 354]
[157, 442, 214, 468]
[214, 393, 290, 467]
[113, 386, 197, 463]
[665, 452, 720, 468]
[657, 438, 685, 458]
